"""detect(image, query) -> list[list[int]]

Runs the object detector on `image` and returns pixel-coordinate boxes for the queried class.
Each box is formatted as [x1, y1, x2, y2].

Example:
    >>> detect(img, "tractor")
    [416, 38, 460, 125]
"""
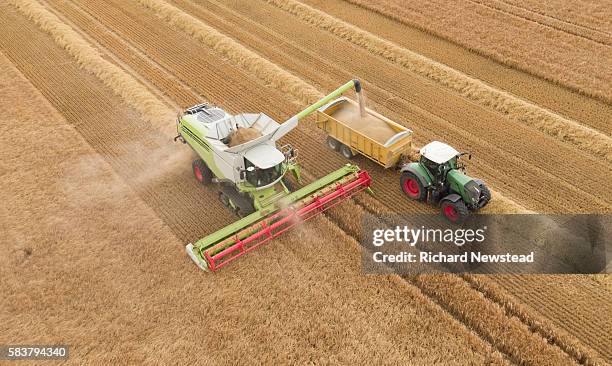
[400, 141, 491, 223]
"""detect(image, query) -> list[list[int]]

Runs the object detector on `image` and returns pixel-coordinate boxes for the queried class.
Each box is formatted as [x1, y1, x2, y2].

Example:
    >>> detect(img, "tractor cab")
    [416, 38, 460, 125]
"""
[419, 141, 460, 181]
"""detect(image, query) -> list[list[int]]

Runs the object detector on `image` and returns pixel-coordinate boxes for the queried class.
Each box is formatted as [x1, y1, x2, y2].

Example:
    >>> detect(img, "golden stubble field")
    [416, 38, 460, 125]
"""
[1, 0, 610, 364]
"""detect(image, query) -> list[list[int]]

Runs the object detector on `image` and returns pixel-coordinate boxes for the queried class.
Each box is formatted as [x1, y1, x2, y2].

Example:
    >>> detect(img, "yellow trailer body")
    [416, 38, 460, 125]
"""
[316, 97, 412, 168]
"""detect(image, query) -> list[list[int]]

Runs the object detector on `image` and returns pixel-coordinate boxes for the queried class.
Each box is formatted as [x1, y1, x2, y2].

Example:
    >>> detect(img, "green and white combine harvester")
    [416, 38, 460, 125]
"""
[175, 80, 372, 272]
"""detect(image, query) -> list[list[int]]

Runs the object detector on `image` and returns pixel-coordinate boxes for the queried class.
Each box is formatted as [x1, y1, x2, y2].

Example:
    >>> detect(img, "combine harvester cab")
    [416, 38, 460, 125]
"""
[176, 80, 373, 271]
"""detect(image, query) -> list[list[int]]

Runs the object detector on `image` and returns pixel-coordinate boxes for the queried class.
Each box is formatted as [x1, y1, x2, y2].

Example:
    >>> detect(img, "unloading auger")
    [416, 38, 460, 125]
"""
[175, 80, 372, 271]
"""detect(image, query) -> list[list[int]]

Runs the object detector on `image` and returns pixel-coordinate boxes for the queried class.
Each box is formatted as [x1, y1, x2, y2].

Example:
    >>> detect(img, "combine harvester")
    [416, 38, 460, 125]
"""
[175, 80, 372, 271]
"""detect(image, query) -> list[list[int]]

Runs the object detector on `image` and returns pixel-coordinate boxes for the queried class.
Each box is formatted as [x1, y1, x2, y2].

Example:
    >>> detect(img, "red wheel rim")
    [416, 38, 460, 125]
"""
[194, 165, 203, 182]
[403, 178, 420, 198]
[444, 205, 458, 221]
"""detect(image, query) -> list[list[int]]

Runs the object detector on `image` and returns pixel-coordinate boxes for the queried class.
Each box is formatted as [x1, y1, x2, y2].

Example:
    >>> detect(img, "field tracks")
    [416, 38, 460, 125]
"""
[265, 0, 612, 164]
[469, 0, 612, 46]
[464, 275, 608, 365]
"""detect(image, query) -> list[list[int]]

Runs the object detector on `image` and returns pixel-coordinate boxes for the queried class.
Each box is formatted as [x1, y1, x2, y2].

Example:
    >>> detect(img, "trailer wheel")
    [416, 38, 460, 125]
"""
[192, 159, 212, 185]
[340, 144, 355, 159]
[440, 199, 469, 224]
[400, 171, 426, 201]
[326, 136, 340, 151]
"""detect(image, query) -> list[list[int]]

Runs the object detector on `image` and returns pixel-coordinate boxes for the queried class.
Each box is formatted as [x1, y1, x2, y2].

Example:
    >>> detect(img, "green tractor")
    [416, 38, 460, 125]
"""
[400, 141, 491, 223]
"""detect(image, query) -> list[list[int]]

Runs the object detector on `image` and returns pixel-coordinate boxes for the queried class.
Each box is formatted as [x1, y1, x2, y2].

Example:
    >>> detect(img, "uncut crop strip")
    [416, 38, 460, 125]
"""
[500, 0, 612, 37]
[263, 0, 612, 163]
[0, 9, 515, 365]
[165, 0, 612, 214]
[493, 275, 612, 360]
[469, 0, 612, 45]
[341, 0, 612, 103]
[465, 275, 611, 363]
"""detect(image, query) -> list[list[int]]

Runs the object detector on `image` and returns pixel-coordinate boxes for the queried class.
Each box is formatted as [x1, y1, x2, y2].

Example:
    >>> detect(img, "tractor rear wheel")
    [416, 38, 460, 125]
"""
[440, 199, 469, 224]
[326, 136, 340, 151]
[192, 159, 213, 185]
[400, 171, 426, 201]
[340, 144, 355, 159]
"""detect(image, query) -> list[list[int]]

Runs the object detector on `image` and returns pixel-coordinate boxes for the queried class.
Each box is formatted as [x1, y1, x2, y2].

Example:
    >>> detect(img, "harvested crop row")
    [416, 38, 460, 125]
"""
[166, 0, 612, 214]
[0, 11, 514, 365]
[42, 0, 202, 109]
[342, 0, 612, 103]
[264, 0, 612, 164]
[7, 0, 176, 134]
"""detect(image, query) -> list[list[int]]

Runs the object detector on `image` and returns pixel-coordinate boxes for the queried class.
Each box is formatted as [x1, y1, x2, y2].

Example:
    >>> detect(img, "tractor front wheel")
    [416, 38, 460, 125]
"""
[476, 181, 491, 209]
[440, 199, 469, 224]
[400, 171, 426, 201]
[192, 159, 213, 185]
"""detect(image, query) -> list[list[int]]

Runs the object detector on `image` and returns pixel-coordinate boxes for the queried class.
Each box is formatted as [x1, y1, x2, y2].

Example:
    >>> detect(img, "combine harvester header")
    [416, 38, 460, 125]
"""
[177, 80, 372, 272]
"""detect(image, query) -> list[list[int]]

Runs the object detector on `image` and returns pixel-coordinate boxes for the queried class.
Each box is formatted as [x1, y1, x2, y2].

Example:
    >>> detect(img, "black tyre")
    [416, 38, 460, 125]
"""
[400, 171, 426, 201]
[340, 144, 355, 159]
[218, 191, 230, 207]
[192, 159, 213, 185]
[220, 185, 255, 218]
[326, 136, 340, 151]
[440, 199, 469, 224]
[475, 180, 491, 209]
[282, 177, 295, 192]
[235, 204, 255, 218]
